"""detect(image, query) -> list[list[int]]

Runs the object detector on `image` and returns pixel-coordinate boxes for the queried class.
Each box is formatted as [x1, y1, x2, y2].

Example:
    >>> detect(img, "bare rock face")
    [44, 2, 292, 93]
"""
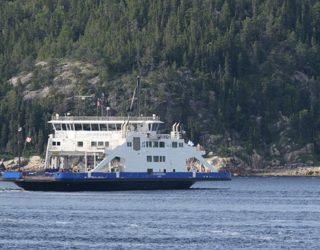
[9, 72, 33, 87]
[283, 144, 314, 163]
[270, 144, 280, 157]
[8, 60, 100, 101]
[23, 86, 50, 100]
[251, 150, 263, 169]
[3, 156, 44, 171]
[23, 156, 44, 171]
[3, 157, 28, 169]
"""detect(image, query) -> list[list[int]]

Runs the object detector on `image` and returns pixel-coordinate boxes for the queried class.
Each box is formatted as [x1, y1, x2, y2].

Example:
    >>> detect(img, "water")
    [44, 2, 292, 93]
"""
[0, 177, 320, 249]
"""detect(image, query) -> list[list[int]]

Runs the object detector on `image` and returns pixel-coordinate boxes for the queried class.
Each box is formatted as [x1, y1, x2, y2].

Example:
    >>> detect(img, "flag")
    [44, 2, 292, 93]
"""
[26, 136, 32, 143]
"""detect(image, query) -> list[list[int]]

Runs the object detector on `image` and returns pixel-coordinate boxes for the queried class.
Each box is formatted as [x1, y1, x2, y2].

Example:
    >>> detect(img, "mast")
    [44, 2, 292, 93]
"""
[128, 75, 141, 117]
[137, 75, 140, 116]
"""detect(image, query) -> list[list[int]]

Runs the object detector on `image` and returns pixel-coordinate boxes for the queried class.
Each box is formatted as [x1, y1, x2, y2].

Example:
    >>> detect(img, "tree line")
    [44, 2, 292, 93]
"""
[0, 0, 320, 162]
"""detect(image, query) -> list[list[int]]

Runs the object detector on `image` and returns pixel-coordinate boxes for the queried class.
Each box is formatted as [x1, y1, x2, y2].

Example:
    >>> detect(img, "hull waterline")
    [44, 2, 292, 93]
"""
[13, 179, 196, 191]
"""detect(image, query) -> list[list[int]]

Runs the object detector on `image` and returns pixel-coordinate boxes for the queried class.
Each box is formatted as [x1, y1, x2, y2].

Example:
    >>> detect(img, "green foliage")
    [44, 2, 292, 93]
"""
[0, 0, 320, 159]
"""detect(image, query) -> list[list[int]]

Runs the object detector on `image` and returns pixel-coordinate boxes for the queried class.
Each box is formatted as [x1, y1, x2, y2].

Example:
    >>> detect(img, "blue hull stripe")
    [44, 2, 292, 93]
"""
[1, 171, 231, 181]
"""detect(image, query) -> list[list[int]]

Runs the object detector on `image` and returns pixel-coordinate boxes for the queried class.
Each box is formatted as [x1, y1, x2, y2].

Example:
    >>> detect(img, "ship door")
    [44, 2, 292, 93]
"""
[133, 137, 141, 151]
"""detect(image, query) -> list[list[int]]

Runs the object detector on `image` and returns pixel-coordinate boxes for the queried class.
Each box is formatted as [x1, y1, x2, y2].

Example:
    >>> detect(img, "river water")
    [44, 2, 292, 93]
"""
[0, 177, 319, 249]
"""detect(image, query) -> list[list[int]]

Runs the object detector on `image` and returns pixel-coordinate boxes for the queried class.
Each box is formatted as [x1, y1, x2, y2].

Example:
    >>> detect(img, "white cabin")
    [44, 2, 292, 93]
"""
[44, 114, 217, 173]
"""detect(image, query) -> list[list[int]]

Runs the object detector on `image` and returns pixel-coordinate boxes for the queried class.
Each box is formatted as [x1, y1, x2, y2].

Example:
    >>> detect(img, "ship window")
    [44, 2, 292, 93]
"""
[52, 141, 56, 146]
[83, 124, 90, 131]
[62, 124, 67, 130]
[142, 142, 146, 148]
[153, 156, 159, 162]
[55, 124, 62, 130]
[152, 124, 158, 131]
[105, 141, 109, 147]
[57, 141, 61, 146]
[91, 141, 97, 147]
[160, 156, 166, 162]
[147, 156, 152, 162]
[75, 124, 82, 130]
[179, 143, 184, 147]
[148, 124, 151, 131]
[77, 141, 83, 147]
[116, 124, 121, 130]
[159, 142, 165, 148]
[100, 124, 108, 131]
[173, 169, 176, 172]
[172, 142, 178, 148]
[146, 141, 152, 147]
[109, 124, 116, 131]
[153, 141, 159, 148]
[98, 141, 104, 147]
[127, 142, 132, 147]
[91, 124, 99, 131]
[164, 169, 166, 173]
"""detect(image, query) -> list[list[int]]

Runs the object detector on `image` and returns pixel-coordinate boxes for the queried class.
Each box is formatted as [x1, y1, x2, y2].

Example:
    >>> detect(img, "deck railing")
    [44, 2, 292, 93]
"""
[51, 115, 160, 122]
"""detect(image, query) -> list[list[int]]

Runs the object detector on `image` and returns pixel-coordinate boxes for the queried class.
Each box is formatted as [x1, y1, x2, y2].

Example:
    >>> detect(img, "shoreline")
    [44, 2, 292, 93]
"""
[232, 166, 320, 177]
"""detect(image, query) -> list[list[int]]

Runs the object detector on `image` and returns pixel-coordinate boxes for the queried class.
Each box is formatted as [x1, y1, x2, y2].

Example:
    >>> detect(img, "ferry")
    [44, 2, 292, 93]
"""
[1, 78, 231, 191]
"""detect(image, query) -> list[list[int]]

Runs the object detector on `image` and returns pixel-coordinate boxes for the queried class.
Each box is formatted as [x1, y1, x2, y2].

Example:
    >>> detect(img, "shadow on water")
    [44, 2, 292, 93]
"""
[190, 187, 229, 190]
[0, 188, 23, 192]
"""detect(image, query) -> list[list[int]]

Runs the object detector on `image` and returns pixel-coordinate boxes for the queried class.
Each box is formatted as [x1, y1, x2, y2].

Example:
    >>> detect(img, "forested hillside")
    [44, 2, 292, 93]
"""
[1, 0, 320, 168]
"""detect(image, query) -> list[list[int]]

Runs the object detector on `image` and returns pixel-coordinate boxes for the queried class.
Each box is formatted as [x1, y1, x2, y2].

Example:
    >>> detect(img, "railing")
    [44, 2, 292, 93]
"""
[51, 115, 161, 122]
[149, 134, 171, 140]
[170, 131, 182, 139]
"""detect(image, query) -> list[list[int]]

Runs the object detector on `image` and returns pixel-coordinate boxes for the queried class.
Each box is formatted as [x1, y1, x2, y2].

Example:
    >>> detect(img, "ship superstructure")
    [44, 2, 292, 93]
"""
[45, 114, 215, 174]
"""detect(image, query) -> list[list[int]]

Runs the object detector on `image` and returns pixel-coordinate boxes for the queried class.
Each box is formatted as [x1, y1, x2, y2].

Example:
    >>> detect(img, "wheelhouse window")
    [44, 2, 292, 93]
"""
[172, 142, 178, 148]
[57, 141, 61, 146]
[147, 156, 152, 162]
[83, 124, 90, 131]
[159, 142, 165, 148]
[127, 142, 132, 147]
[98, 141, 104, 147]
[179, 143, 184, 147]
[153, 141, 159, 148]
[109, 124, 116, 131]
[91, 141, 97, 147]
[77, 141, 83, 147]
[105, 141, 109, 147]
[100, 124, 108, 131]
[54, 124, 62, 130]
[152, 123, 159, 131]
[75, 124, 82, 130]
[91, 124, 99, 131]
[67, 124, 74, 130]
[153, 156, 159, 162]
